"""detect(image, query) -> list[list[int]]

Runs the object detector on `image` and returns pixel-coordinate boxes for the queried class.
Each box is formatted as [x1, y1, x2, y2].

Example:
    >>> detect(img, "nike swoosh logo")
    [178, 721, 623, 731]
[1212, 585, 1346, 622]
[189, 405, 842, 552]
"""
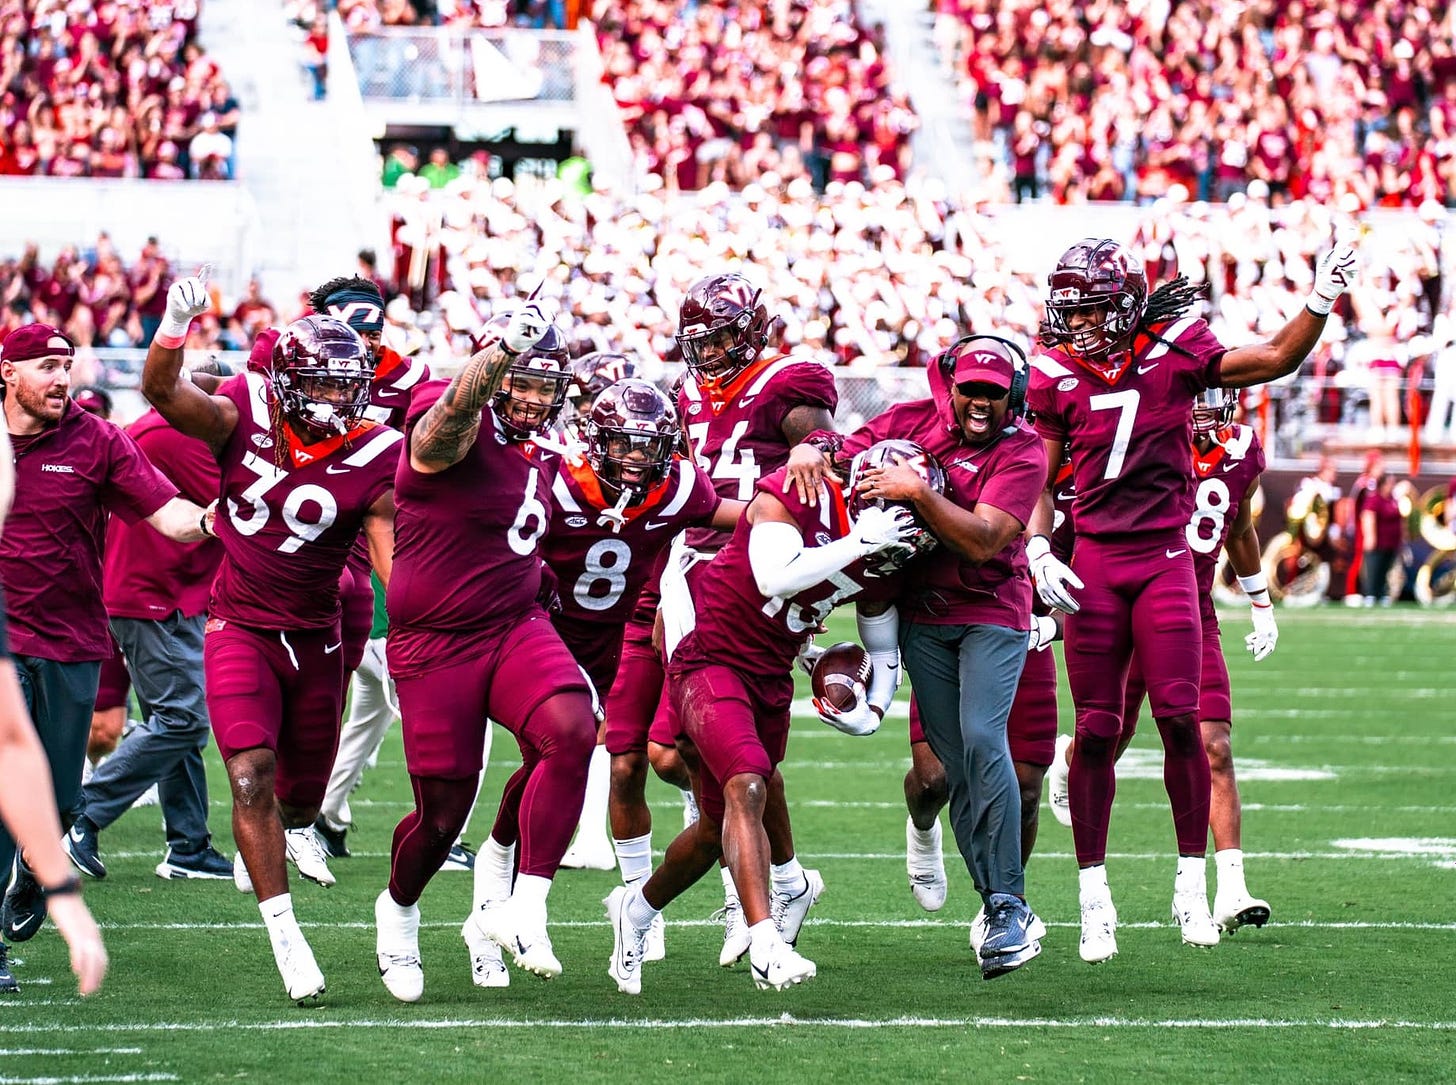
[1137, 363, 1159, 374]
[325, 464, 349, 475]
[375, 388, 399, 398]
[1055, 490, 1076, 502]
[324, 642, 342, 654]
[1165, 548, 1186, 559]
[1221, 462, 1239, 472]
[643, 520, 673, 531]
[738, 396, 757, 407]
[69, 825, 86, 843]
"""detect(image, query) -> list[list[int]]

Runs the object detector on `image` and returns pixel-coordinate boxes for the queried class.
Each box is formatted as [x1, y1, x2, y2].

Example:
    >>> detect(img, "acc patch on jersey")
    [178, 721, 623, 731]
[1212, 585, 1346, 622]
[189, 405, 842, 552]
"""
[1058, 377, 1079, 392]
[565, 515, 589, 528]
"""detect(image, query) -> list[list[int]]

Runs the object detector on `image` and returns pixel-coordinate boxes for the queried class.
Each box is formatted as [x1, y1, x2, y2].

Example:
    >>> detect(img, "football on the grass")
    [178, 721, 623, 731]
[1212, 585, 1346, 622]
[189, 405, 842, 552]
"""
[811, 642, 872, 711]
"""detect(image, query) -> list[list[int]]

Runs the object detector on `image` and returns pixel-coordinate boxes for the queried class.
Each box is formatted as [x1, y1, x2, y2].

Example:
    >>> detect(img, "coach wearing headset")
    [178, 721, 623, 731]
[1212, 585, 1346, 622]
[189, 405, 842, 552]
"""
[785, 335, 1047, 979]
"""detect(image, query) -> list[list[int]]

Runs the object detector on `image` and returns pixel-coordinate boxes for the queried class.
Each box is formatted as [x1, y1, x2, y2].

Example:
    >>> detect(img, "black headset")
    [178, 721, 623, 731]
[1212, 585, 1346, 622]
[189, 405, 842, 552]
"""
[936, 333, 1030, 422]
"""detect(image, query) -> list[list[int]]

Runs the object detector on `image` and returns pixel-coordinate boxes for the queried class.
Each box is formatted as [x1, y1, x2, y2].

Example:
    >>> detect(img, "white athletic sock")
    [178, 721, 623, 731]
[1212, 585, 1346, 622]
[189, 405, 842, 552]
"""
[1214, 848, 1249, 899]
[512, 872, 552, 912]
[747, 918, 782, 967]
[625, 882, 660, 929]
[614, 832, 653, 886]
[573, 745, 611, 845]
[770, 857, 805, 893]
[473, 835, 516, 912]
[1078, 864, 1110, 899]
[721, 864, 739, 904]
[1175, 854, 1208, 894]
[259, 893, 301, 952]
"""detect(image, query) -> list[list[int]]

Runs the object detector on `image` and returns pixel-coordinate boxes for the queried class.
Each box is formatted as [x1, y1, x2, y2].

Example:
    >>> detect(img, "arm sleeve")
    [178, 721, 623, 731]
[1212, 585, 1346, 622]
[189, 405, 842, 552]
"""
[856, 604, 901, 715]
[748, 521, 868, 599]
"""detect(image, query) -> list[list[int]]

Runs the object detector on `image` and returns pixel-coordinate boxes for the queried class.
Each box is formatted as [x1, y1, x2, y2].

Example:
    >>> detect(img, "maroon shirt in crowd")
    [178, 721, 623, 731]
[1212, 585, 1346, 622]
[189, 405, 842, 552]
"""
[1, 401, 176, 661]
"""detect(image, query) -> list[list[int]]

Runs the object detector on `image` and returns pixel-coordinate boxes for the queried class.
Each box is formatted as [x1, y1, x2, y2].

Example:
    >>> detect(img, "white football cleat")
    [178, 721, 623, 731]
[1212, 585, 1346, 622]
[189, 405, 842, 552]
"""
[771, 868, 824, 948]
[643, 911, 666, 962]
[604, 886, 650, 995]
[1079, 892, 1118, 964]
[717, 898, 750, 967]
[905, 816, 948, 912]
[1213, 892, 1271, 934]
[233, 852, 253, 894]
[558, 836, 616, 871]
[1172, 889, 1221, 948]
[285, 826, 336, 887]
[482, 898, 562, 979]
[1047, 733, 1073, 829]
[750, 939, 817, 991]
[271, 930, 326, 1005]
[461, 910, 509, 988]
[375, 890, 424, 1003]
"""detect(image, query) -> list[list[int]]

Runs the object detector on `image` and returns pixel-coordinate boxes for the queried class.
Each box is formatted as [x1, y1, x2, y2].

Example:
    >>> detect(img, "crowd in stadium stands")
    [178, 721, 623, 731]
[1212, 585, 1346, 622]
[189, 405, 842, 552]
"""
[935, 0, 1456, 207]
[288, 0, 584, 31]
[590, 0, 916, 192]
[0, 1, 237, 180]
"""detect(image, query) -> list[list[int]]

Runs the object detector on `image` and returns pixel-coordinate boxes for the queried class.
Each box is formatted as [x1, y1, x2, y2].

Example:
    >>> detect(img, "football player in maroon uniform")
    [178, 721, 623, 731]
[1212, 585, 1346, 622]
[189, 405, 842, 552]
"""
[143, 282, 399, 1005]
[653, 272, 840, 966]
[786, 337, 1049, 978]
[383, 300, 599, 1000]
[603, 461, 918, 995]
[544, 380, 742, 965]
[1024, 238, 1356, 963]
[1045, 389, 1277, 937]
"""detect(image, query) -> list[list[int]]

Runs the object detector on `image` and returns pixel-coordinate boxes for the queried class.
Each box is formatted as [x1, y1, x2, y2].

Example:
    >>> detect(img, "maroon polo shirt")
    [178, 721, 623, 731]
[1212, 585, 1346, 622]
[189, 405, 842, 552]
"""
[2, 400, 177, 662]
[102, 409, 223, 621]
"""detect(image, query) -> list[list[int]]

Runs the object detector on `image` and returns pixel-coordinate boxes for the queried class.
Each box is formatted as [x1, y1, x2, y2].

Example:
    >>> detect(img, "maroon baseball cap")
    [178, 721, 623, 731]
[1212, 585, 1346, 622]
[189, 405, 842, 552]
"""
[72, 387, 112, 416]
[1, 323, 75, 363]
[949, 338, 1017, 390]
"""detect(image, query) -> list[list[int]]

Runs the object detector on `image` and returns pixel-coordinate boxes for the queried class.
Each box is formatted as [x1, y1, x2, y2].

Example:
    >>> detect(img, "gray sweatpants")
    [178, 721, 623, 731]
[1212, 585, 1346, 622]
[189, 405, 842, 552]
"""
[82, 614, 214, 852]
[900, 620, 1028, 900]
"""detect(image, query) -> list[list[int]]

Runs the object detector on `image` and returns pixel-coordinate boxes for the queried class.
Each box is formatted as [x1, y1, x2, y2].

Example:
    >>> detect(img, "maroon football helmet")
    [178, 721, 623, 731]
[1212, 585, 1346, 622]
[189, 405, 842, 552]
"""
[1041, 238, 1148, 371]
[474, 312, 572, 440]
[676, 272, 771, 384]
[585, 378, 678, 502]
[1192, 387, 1237, 437]
[565, 351, 638, 423]
[846, 439, 947, 576]
[271, 315, 373, 439]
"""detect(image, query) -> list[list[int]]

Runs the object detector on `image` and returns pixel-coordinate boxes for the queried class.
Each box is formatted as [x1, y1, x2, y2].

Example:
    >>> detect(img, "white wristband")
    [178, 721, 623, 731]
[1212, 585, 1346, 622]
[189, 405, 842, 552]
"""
[1237, 571, 1268, 595]
[1305, 292, 1335, 317]
[158, 313, 193, 341]
[1026, 534, 1051, 561]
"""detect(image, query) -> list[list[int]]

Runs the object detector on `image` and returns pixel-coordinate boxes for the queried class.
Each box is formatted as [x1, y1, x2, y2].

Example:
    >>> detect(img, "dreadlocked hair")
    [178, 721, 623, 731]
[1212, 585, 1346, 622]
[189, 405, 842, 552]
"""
[308, 275, 382, 314]
[1137, 275, 1210, 360]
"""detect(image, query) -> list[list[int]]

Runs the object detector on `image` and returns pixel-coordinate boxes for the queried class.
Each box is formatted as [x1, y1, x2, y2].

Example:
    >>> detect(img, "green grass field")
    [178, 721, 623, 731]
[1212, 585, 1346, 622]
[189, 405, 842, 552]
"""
[3, 607, 1454, 1083]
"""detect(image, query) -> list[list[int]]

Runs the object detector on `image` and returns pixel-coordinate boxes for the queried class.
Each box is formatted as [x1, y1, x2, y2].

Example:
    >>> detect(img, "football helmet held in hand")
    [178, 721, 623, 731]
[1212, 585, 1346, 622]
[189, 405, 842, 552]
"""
[847, 439, 946, 575]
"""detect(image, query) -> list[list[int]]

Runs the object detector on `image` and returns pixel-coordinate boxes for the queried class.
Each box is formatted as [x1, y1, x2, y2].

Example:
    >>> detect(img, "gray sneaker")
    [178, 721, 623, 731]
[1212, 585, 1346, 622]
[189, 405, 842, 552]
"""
[156, 845, 234, 880]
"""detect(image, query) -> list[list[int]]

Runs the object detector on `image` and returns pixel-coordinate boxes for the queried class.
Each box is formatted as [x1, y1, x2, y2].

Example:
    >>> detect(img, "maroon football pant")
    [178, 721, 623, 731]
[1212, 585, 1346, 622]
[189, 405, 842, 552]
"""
[1064, 532, 1210, 865]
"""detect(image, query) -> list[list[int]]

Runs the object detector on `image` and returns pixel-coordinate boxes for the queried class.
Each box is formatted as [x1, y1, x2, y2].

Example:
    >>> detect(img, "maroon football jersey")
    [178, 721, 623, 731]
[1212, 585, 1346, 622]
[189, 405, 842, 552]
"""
[542, 455, 720, 625]
[1028, 317, 1227, 537]
[1187, 423, 1265, 598]
[672, 466, 898, 680]
[362, 345, 432, 430]
[678, 351, 838, 550]
[1049, 457, 1077, 564]
[830, 366, 1045, 630]
[209, 372, 401, 630]
[386, 380, 561, 676]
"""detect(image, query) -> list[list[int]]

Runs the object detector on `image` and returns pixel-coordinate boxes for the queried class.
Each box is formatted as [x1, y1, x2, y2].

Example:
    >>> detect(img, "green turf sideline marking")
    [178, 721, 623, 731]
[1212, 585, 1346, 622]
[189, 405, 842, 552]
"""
[0, 1050, 143, 1057]
[0, 1076, 177, 1084]
[88, 918, 1456, 932]
[0, 1017, 1453, 1034]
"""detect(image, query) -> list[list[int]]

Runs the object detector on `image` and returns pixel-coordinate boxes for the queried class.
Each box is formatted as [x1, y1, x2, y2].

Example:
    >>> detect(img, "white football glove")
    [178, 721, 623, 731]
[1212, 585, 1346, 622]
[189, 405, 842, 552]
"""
[1307, 242, 1358, 315]
[851, 505, 919, 554]
[1245, 601, 1278, 662]
[1028, 614, 1059, 652]
[813, 683, 881, 737]
[1027, 534, 1083, 614]
[502, 301, 553, 354]
[795, 637, 826, 677]
[160, 276, 210, 339]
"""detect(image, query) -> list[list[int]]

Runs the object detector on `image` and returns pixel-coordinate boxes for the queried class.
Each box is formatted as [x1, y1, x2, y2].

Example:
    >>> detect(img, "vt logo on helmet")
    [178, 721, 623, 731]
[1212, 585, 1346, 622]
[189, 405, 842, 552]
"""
[1040, 238, 1148, 377]
[473, 313, 572, 440]
[846, 439, 947, 576]
[270, 315, 373, 439]
[676, 272, 772, 386]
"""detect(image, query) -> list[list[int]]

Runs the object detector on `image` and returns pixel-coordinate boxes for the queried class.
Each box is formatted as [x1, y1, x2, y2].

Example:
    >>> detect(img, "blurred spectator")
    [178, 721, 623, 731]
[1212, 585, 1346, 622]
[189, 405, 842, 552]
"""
[129, 238, 171, 346]
[305, 13, 329, 101]
[186, 113, 232, 180]
[381, 143, 419, 187]
[0, 0, 234, 181]
[592, 1, 916, 192]
[419, 146, 461, 189]
[229, 277, 277, 344]
[1360, 470, 1407, 605]
[940, 0, 1456, 208]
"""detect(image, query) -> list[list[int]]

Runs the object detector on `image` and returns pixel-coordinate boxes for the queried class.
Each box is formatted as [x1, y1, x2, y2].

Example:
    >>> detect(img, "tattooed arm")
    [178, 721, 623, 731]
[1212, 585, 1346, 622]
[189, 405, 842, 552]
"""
[408, 300, 553, 474]
[408, 340, 514, 474]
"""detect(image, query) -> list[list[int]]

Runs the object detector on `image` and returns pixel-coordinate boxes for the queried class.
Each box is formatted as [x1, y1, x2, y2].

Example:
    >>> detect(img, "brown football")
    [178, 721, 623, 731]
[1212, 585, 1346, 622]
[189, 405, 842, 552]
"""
[810, 642, 872, 712]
